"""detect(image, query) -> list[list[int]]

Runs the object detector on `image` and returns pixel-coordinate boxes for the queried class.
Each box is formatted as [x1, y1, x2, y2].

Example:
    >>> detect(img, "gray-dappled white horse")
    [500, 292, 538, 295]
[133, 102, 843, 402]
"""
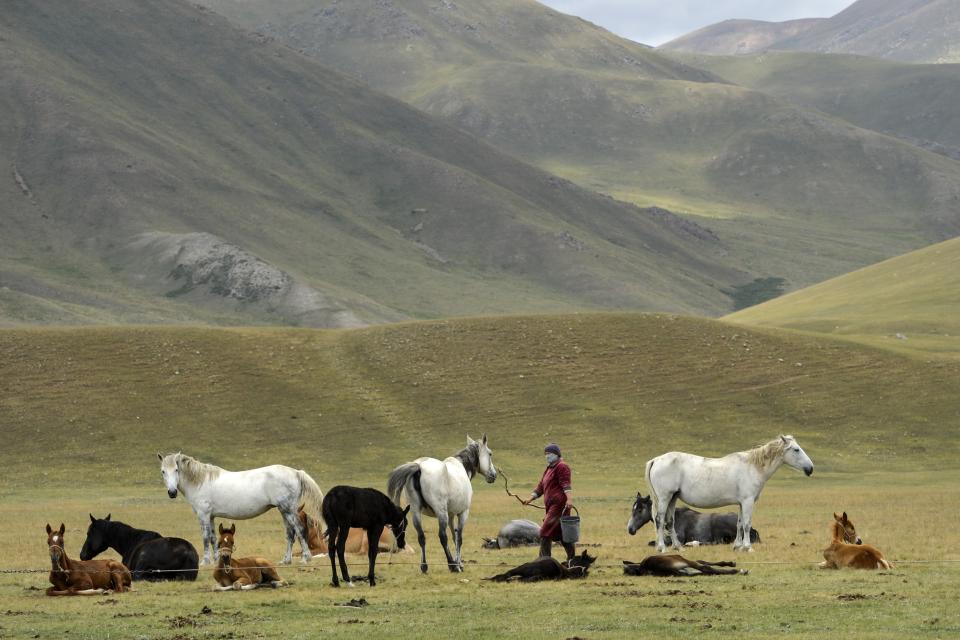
[645, 435, 813, 552]
[158, 452, 324, 565]
[387, 435, 496, 573]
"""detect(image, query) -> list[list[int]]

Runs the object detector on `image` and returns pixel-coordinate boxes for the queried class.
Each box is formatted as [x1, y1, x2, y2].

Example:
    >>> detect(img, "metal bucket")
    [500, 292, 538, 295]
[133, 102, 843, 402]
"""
[560, 506, 580, 544]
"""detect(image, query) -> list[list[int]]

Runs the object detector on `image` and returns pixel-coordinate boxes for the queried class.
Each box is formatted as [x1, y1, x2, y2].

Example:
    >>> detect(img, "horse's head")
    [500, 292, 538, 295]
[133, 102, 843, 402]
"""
[46, 523, 66, 566]
[79, 513, 112, 561]
[391, 505, 411, 550]
[471, 434, 497, 484]
[217, 523, 237, 561]
[833, 512, 862, 545]
[158, 452, 182, 498]
[568, 550, 597, 570]
[780, 435, 814, 476]
[627, 493, 653, 535]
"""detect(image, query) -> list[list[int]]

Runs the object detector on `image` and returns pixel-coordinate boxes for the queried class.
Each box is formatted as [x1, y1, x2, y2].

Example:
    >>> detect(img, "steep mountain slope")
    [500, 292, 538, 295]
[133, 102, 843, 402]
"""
[662, 0, 960, 63]
[674, 51, 960, 160]
[196, 0, 960, 295]
[659, 18, 824, 55]
[0, 0, 751, 326]
[726, 236, 960, 357]
[776, 0, 960, 63]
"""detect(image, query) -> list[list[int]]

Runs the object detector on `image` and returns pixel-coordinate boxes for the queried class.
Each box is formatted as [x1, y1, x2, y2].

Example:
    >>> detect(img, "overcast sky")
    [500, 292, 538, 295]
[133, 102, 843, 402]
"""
[538, 0, 855, 46]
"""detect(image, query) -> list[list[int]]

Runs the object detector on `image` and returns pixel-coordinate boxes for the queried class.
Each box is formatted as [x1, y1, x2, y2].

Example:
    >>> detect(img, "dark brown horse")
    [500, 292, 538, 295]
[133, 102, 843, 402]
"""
[46, 523, 132, 596]
[485, 551, 597, 582]
[820, 512, 891, 570]
[213, 523, 286, 590]
[623, 554, 746, 576]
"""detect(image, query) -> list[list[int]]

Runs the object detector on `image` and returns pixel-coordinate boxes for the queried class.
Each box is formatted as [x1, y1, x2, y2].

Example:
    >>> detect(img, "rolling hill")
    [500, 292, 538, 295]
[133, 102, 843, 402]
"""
[1, 314, 958, 490]
[672, 51, 960, 161]
[725, 236, 960, 357]
[661, 0, 960, 64]
[195, 0, 960, 297]
[0, 0, 754, 327]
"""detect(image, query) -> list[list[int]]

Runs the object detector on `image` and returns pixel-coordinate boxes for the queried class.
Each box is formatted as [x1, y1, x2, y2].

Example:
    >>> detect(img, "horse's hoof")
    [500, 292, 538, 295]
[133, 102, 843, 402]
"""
[330, 582, 340, 588]
[420, 564, 428, 574]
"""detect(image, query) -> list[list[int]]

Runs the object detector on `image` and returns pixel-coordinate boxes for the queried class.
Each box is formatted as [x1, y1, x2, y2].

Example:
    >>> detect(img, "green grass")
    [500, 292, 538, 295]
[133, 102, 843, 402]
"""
[725, 236, 960, 358]
[1, 315, 960, 637]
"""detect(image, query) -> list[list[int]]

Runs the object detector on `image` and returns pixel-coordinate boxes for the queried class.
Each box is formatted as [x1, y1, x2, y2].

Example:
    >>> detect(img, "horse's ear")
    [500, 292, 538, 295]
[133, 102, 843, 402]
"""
[402, 505, 411, 516]
[780, 435, 788, 444]
[833, 512, 842, 521]
[158, 452, 163, 461]
[90, 513, 96, 523]
[841, 512, 848, 522]
[228, 523, 236, 534]
[466, 435, 475, 445]
[46, 523, 52, 535]
[105, 513, 111, 521]
[481, 433, 488, 445]
[218, 523, 225, 534]
[58, 523, 65, 535]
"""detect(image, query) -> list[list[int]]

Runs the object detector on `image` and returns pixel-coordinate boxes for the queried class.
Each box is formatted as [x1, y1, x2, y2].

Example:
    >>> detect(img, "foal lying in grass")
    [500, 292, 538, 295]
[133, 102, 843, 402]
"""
[820, 512, 891, 570]
[213, 524, 286, 591]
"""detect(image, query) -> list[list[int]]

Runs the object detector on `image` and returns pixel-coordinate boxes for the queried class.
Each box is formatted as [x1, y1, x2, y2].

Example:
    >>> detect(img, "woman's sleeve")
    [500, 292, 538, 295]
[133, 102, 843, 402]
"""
[557, 463, 572, 491]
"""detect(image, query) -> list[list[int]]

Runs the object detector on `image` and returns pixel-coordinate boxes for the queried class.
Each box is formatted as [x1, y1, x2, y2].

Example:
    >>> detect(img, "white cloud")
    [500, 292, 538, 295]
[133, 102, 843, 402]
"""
[539, 0, 854, 45]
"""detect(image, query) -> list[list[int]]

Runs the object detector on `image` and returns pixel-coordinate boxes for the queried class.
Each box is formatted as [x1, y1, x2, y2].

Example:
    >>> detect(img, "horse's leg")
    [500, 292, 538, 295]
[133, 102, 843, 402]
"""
[412, 509, 428, 574]
[278, 506, 307, 564]
[435, 510, 458, 572]
[336, 527, 354, 587]
[652, 492, 670, 553]
[327, 523, 341, 587]
[366, 526, 383, 586]
[735, 500, 755, 552]
[454, 510, 468, 571]
[665, 494, 682, 550]
[197, 513, 214, 565]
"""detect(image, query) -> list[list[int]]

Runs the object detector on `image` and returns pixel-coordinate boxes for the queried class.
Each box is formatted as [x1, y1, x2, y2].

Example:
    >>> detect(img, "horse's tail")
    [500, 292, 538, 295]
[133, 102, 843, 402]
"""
[296, 469, 325, 531]
[644, 457, 658, 516]
[387, 462, 420, 506]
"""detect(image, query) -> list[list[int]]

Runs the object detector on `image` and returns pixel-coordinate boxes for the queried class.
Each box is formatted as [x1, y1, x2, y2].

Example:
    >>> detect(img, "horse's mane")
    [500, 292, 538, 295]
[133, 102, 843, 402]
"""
[744, 437, 789, 470]
[177, 454, 223, 486]
[454, 442, 480, 479]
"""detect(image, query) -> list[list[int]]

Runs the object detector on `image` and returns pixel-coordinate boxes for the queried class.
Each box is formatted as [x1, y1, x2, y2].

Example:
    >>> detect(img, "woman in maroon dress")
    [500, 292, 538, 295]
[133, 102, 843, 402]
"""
[524, 443, 575, 560]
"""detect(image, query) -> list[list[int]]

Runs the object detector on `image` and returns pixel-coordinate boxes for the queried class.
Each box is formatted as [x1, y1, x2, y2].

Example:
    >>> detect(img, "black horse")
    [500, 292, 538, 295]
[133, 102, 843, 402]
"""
[322, 486, 409, 587]
[623, 555, 746, 577]
[627, 494, 760, 547]
[80, 514, 199, 581]
[485, 551, 597, 582]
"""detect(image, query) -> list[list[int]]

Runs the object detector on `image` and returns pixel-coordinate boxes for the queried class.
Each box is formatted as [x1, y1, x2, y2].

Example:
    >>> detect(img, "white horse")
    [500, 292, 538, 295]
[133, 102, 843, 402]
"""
[158, 452, 324, 565]
[387, 434, 496, 573]
[645, 435, 813, 552]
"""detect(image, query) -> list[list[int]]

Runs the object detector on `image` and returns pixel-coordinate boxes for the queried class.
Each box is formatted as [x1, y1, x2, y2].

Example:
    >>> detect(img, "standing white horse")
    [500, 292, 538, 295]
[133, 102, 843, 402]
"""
[645, 435, 813, 552]
[387, 435, 496, 573]
[158, 452, 324, 565]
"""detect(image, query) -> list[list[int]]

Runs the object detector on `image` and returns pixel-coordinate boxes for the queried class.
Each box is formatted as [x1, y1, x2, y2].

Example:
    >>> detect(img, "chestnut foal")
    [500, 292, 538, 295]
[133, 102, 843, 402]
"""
[821, 512, 892, 570]
[213, 524, 286, 591]
[46, 523, 131, 596]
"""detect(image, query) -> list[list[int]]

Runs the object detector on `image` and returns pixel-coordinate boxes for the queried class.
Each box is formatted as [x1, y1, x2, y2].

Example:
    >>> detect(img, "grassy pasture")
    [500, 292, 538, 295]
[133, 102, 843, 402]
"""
[1, 314, 959, 638]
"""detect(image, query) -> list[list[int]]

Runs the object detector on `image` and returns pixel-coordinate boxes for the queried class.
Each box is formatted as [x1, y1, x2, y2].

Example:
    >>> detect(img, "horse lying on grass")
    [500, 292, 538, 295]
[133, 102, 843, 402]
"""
[485, 551, 597, 582]
[622, 554, 747, 577]
[627, 494, 760, 547]
[213, 524, 286, 591]
[81, 514, 199, 581]
[297, 508, 410, 557]
[482, 519, 541, 549]
[46, 523, 132, 596]
[820, 512, 891, 570]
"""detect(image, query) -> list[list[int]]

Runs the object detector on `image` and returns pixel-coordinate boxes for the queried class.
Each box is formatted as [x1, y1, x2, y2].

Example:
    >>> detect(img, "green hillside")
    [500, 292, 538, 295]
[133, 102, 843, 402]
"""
[197, 0, 960, 294]
[2, 314, 958, 491]
[0, 0, 752, 326]
[659, 18, 824, 55]
[673, 50, 960, 160]
[725, 236, 960, 357]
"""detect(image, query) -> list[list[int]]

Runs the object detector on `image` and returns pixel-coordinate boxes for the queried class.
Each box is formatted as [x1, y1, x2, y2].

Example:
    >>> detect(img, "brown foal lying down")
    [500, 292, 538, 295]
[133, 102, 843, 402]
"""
[213, 524, 286, 591]
[46, 523, 132, 596]
[623, 554, 747, 576]
[820, 512, 892, 570]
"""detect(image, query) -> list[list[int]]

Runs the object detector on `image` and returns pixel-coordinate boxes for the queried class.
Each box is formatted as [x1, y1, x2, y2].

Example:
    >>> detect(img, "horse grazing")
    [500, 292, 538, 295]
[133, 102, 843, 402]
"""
[80, 514, 199, 581]
[297, 508, 408, 557]
[158, 452, 324, 565]
[485, 551, 596, 582]
[388, 434, 496, 573]
[482, 519, 541, 549]
[322, 485, 409, 587]
[622, 555, 746, 577]
[646, 435, 813, 552]
[821, 512, 891, 570]
[46, 523, 132, 596]
[213, 523, 286, 590]
[627, 494, 760, 547]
